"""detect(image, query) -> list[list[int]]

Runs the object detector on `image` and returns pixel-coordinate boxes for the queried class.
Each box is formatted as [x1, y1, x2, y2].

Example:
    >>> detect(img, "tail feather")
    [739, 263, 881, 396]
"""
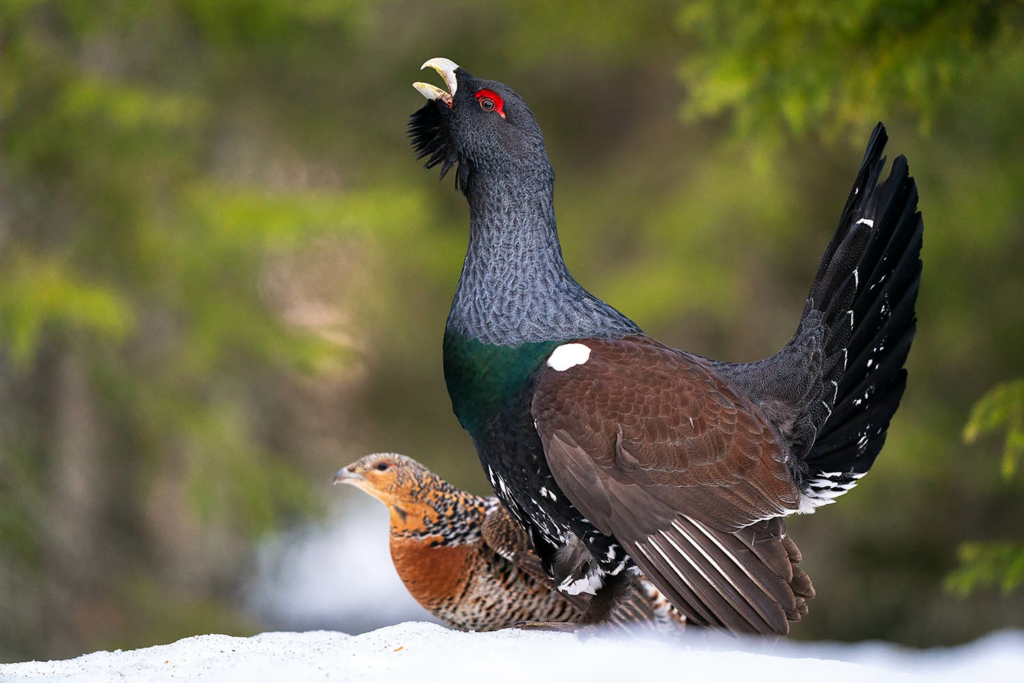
[797, 123, 922, 506]
[812, 123, 889, 284]
[712, 123, 922, 512]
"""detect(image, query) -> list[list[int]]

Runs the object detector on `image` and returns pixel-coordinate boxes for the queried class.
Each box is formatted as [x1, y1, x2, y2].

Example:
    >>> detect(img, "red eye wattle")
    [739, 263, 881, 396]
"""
[475, 89, 505, 118]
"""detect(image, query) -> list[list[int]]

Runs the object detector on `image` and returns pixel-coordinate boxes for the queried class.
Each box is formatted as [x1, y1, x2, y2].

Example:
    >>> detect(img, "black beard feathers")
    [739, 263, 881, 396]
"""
[408, 101, 471, 195]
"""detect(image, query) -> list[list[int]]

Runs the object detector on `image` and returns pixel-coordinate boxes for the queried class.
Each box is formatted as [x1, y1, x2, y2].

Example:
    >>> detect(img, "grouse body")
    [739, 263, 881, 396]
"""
[334, 453, 684, 631]
[410, 58, 922, 635]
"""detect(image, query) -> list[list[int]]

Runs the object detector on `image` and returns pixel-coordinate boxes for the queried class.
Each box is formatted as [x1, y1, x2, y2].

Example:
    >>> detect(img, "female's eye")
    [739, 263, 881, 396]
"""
[376, 462, 390, 471]
[479, 98, 494, 111]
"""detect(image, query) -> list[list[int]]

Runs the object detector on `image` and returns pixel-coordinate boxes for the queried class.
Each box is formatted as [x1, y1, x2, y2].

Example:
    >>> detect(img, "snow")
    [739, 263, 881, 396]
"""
[9, 497, 1020, 681]
[3, 623, 1022, 682]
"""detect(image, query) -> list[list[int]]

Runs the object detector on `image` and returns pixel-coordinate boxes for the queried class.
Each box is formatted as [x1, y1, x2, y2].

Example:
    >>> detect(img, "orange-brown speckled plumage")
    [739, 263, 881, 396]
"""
[335, 453, 685, 632]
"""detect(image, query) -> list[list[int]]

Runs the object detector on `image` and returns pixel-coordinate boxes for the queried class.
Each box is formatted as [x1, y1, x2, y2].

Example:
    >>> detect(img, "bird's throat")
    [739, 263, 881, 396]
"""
[448, 170, 572, 344]
[444, 154, 641, 433]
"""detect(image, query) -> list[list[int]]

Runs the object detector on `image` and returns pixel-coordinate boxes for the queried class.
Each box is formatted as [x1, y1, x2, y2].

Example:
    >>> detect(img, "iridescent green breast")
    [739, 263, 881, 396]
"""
[442, 332, 559, 436]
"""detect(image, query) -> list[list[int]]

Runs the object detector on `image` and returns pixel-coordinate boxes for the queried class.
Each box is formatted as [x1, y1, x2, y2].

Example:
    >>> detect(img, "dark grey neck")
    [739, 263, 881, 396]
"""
[447, 165, 641, 346]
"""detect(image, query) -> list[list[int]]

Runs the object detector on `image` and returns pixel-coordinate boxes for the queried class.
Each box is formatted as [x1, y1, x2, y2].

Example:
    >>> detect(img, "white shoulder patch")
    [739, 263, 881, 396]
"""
[546, 343, 591, 371]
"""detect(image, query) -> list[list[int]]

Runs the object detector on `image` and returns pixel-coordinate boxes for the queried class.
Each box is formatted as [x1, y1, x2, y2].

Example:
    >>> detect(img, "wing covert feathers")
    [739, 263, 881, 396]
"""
[533, 336, 810, 635]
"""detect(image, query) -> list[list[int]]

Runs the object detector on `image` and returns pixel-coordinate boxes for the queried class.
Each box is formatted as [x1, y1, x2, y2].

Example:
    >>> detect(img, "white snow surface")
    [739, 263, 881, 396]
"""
[3, 622, 1022, 683]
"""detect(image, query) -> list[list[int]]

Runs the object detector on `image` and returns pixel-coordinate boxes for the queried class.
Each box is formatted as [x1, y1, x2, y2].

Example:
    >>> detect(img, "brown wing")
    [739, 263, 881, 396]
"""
[532, 336, 808, 635]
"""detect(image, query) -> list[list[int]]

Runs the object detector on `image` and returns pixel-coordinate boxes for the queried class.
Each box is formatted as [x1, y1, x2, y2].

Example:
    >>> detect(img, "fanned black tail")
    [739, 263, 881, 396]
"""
[795, 122, 923, 509]
[711, 123, 922, 510]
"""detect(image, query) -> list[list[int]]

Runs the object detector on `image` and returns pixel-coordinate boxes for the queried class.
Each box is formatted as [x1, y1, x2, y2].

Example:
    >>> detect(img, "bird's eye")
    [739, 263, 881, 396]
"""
[376, 462, 390, 471]
[474, 89, 506, 118]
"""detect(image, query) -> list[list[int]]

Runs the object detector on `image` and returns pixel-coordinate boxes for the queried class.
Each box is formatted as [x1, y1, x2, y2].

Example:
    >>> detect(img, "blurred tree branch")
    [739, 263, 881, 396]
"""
[678, 0, 1024, 140]
[946, 379, 1024, 596]
[963, 379, 1024, 479]
[0, 0, 387, 659]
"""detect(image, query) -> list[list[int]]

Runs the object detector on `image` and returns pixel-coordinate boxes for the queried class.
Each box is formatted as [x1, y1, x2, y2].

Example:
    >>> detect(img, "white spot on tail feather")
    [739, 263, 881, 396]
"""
[795, 470, 864, 513]
[547, 343, 591, 371]
[856, 218, 875, 227]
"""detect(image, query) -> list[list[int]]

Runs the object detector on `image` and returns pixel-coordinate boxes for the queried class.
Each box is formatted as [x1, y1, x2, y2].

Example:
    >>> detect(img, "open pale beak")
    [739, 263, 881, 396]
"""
[333, 467, 366, 486]
[413, 57, 459, 107]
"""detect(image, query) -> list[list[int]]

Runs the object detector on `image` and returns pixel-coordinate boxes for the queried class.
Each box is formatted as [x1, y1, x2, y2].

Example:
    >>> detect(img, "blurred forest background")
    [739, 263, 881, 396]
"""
[2, 0, 1023, 662]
